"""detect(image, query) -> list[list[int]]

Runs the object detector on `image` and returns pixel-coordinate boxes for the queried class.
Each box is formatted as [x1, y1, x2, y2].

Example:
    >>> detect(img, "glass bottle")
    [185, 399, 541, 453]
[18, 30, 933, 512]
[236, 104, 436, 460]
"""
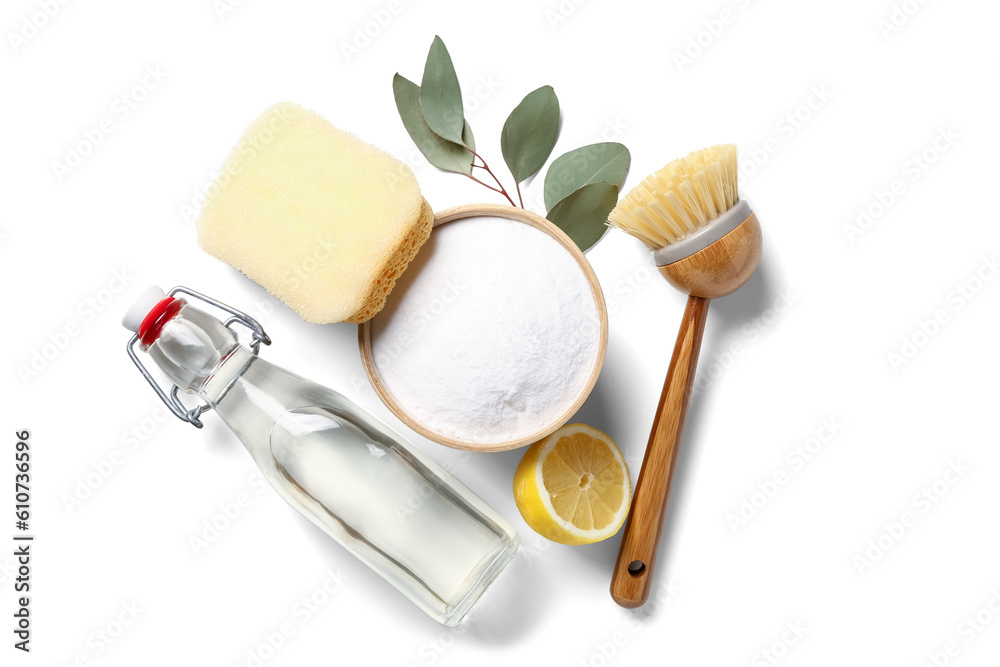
[123, 286, 518, 627]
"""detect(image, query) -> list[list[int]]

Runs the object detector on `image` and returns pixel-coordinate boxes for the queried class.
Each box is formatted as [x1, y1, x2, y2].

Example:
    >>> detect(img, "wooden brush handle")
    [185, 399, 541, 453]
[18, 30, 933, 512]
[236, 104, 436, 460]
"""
[611, 295, 709, 608]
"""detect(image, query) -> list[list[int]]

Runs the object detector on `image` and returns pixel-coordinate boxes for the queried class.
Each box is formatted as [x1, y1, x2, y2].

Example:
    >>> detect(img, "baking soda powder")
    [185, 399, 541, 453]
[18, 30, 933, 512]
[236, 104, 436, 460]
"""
[370, 216, 603, 445]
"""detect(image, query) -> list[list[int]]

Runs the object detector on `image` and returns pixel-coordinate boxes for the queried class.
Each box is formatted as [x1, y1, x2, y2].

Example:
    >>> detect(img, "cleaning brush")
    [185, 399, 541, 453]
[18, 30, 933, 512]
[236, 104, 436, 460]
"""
[607, 144, 762, 608]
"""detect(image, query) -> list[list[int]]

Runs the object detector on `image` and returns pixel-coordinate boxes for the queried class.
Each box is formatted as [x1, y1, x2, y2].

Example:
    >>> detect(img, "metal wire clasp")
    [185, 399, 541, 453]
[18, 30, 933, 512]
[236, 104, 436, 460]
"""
[125, 286, 272, 428]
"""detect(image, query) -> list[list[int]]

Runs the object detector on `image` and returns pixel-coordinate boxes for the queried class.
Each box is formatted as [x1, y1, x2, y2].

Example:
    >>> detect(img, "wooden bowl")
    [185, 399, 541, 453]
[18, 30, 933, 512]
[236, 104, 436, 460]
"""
[358, 203, 609, 452]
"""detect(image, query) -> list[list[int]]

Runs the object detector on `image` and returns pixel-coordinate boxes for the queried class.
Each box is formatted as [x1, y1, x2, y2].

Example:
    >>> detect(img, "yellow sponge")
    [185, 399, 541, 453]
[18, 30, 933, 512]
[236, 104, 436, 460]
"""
[196, 102, 433, 324]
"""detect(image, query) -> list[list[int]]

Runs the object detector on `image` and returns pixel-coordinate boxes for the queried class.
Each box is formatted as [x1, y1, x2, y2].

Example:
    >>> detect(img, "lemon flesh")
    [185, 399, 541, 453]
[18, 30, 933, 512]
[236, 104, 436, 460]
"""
[513, 424, 631, 545]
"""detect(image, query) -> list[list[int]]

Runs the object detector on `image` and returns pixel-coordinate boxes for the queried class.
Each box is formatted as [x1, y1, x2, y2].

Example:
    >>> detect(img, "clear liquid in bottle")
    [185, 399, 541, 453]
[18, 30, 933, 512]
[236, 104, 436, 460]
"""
[125, 288, 519, 626]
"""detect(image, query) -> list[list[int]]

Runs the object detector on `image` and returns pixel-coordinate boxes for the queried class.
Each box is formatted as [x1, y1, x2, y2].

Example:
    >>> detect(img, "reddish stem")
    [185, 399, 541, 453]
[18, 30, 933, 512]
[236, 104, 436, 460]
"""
[469, 150, 522, 208]
[463, 173, 516, 206]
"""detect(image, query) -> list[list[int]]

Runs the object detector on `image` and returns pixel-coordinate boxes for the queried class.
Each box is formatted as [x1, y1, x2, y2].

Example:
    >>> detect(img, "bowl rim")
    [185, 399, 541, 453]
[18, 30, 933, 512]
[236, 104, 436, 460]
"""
[357, 203, 609, 452]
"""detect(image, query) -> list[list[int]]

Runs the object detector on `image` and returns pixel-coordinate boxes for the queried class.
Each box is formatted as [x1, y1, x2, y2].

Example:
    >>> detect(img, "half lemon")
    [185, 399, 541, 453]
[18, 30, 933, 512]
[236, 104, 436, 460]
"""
[513, 424, 632, 545]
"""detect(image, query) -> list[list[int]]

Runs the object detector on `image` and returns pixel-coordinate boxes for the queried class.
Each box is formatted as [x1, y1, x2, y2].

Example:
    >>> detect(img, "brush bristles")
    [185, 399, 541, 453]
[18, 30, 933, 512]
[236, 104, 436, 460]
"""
[608, 144, 739, 250]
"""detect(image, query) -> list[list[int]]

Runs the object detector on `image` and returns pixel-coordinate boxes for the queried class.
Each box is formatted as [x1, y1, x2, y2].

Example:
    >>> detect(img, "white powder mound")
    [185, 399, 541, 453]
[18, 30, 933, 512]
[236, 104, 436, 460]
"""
[370, 216, 603, 446]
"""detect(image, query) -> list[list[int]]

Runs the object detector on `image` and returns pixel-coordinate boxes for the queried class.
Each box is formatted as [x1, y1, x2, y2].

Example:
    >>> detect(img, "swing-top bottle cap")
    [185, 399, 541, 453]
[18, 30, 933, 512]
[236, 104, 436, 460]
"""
[123, 285, 272, 428]
[122, 286, 167, 332]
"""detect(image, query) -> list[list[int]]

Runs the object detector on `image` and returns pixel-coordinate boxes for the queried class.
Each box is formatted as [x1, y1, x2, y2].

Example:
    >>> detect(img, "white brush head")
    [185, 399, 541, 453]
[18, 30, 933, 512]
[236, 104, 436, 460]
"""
[608, 144, 741, 254]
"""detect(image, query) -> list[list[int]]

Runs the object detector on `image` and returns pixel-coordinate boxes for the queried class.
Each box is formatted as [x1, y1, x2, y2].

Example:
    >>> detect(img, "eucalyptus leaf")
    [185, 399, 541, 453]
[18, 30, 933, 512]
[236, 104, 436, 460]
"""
[419, 36, 467, 145]
[462, 120, 475, 152]
[393, 74, 473, 174]
[501, 85, 559, 183]
[544, 142, 630, 212]
[546, 181, 619, 252]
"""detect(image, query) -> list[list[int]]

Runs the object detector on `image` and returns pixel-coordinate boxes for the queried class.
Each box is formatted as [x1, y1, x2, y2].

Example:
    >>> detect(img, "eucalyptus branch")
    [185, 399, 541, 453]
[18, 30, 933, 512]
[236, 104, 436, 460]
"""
[469, 149, 520, 208]
[463, 172, 516, 206]
[393, 36, 630, 250]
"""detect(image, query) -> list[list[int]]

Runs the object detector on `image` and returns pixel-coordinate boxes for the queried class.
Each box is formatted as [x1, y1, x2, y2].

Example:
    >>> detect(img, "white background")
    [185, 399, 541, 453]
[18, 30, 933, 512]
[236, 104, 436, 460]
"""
[4, 0, 1000, 665]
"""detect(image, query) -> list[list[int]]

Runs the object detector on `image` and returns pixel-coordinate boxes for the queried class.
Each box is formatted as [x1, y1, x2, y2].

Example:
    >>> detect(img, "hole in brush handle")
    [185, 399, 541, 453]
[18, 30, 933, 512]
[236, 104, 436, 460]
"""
[627, 560, 646, 576]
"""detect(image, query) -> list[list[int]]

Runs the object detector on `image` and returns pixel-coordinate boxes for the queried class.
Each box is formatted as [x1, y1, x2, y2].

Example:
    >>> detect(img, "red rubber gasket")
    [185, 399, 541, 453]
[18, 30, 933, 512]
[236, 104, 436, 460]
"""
[138, 297, 182, 347]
